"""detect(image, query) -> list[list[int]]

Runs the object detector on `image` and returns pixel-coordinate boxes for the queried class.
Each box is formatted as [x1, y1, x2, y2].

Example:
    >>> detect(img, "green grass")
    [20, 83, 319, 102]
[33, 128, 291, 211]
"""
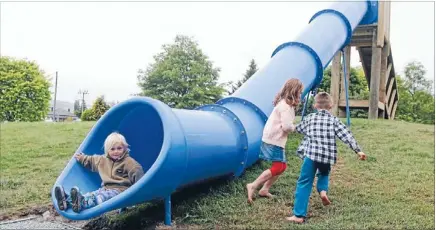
[0, 119, 434, 229]
[0, 121, 95, 215]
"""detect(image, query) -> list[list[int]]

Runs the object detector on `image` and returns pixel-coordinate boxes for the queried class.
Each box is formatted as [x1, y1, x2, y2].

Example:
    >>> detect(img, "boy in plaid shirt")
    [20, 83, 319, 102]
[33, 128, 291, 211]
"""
[287, 92, 366, 223]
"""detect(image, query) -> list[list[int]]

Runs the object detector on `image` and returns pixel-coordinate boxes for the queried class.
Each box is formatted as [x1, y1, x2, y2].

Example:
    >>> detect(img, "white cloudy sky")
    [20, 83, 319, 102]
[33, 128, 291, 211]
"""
[1, 1, 434, 105]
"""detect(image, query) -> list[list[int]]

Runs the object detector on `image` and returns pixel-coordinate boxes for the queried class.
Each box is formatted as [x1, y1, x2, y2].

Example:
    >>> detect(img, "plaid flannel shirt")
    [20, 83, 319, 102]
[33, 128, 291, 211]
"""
[296, 110, 361, 165]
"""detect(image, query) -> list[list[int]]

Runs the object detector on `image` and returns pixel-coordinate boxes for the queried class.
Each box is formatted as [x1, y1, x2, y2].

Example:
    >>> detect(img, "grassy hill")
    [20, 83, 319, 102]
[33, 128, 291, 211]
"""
[0, 119, 434, 229]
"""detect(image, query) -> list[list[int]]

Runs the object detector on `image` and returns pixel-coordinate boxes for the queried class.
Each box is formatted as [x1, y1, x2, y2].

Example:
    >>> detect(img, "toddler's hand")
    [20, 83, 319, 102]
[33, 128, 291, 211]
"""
[74, 153, 83, 161]
[357, 152, 366, 160]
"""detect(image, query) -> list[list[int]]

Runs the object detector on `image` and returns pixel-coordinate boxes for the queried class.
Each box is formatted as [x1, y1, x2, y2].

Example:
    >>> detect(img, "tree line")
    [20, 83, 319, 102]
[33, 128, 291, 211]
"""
[0, 35, 433, 124]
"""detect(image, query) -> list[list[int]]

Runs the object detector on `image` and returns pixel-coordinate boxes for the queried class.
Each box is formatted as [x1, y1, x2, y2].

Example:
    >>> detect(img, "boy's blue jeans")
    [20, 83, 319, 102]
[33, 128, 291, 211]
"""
[293, 157, 331, 218]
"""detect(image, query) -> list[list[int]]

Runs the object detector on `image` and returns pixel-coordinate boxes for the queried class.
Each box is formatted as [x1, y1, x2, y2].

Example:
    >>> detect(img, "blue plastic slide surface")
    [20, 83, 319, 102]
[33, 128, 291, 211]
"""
[52, 1, 378, 220]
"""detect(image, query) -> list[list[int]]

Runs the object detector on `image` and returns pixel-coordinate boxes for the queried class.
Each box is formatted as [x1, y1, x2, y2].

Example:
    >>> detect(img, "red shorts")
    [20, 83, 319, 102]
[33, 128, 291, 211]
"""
[270, 162, 287, 176]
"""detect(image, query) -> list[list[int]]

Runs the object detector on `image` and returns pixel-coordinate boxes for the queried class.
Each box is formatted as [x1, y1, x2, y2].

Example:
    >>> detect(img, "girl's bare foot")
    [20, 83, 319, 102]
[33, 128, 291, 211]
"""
[246, 183, 255, 203]
[258, 189, 274, 198]
[285, 215, 305, 223]
[320, 191, 331, 206]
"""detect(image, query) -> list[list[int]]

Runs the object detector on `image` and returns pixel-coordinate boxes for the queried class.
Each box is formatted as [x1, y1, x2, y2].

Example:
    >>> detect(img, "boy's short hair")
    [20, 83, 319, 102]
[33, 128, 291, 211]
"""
[314, 92, 333, 110]
[104, 132, 129, 154]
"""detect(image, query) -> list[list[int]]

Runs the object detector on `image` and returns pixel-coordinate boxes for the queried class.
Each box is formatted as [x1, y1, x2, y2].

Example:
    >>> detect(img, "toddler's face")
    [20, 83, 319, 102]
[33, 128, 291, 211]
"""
[108, 143, 125, 160]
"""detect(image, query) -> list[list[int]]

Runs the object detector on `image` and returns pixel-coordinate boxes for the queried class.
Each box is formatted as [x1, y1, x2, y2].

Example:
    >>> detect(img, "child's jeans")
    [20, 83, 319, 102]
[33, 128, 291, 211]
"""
[67, 188, 120, 210]
[293, 157, 331, 218]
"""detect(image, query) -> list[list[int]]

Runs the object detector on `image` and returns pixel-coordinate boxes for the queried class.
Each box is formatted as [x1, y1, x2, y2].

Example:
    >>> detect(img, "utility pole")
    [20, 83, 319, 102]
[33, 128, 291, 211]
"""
[53, 71, 58, 121]
[78, 90, 89, 114]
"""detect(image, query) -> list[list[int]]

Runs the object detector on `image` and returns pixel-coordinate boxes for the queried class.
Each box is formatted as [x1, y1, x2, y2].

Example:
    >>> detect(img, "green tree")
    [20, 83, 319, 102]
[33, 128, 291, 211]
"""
[403, 61, 432, 95]
[81, 109, 94, 121]
[396, 73, 434, 124]
[80, 96, 110, 121]
[0, 57, 51, 121]
[348, 67, 369, 99]
[91, 96, 110, 120]
[74, 99, 82, 117]
[229, 59, 258, 94]
[74, 99, 87, 118]
[137, 35, 226, 109]
[318, 66, 332, 93]
[413, 90, 435, 124]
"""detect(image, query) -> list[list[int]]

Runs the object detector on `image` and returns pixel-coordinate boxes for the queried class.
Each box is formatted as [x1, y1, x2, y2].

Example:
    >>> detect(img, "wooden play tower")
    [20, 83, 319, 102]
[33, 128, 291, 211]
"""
[330, 1, 399, 119]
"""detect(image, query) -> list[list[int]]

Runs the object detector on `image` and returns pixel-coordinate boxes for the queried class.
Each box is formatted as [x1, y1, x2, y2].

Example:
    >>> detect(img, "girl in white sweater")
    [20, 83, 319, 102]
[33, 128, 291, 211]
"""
[246, 78, 303, 203]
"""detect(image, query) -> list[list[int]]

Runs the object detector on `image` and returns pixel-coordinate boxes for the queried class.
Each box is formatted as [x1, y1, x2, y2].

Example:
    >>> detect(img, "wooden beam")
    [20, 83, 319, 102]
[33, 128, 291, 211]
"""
[338, 46, 351, 118]
[386, 78, 394, 104]
[385, 63, 392, 85]
[350, 41, 373, 47]
[385, 1, 391, 40]
[388, 89, 397, 115]
[369, 31, 382, 119]
[384, 37, 391, 56]
[357, 47, 370, 85]
[340, 100, 368, 108]
[339, 100, 384, 110]
[340, 46, 351, 101]
[384, 38, 392, 86]
[330, 52, 342, 116]
[377, 1, 386, 47]
[352, 30, 374, 37]
[390, 100, 398, 120]
[379, 40, 389, 107]
[385, 101, 391, 118]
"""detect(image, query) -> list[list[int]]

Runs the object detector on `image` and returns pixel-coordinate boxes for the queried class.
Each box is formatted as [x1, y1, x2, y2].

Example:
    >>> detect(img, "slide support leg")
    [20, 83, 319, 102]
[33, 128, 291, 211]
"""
[164, 195, 172, 226]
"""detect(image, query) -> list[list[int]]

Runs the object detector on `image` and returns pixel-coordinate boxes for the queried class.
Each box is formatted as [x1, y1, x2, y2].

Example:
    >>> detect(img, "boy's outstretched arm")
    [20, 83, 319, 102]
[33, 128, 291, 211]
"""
[334, 118, 362, 154]
[75, 153, 101, 172]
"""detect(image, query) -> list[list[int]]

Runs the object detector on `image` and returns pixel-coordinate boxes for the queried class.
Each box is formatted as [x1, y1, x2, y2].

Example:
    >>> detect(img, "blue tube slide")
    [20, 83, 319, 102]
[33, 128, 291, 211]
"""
[52, 1, 378, 221]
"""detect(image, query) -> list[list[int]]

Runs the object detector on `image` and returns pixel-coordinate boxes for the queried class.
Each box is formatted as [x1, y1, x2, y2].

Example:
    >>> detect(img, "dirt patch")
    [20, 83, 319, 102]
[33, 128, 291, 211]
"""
[0, 204, 88, 229]
[0, 204, 55, 221]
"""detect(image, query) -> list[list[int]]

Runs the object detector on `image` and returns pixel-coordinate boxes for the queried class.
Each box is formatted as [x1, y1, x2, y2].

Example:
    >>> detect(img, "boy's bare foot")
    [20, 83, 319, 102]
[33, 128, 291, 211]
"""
[285, 215, 305, 223]
[246, 183, 255, 204]
[320, 191, 331, 206]
[258, 189, 274, 198]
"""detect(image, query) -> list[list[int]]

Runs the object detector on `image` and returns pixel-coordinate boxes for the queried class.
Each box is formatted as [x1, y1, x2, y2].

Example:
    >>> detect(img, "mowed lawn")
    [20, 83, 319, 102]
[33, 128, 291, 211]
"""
[0, 119, 434, 229]
[0, 121, 95, 216]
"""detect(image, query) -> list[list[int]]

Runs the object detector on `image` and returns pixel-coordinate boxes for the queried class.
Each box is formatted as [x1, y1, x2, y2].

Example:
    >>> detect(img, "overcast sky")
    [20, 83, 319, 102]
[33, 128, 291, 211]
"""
[1, 1, 434, 105]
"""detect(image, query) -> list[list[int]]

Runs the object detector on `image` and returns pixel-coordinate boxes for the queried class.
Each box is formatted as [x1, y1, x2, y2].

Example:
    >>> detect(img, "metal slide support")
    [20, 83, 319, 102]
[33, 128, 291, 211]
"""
[301, 91, 311, 121]
[164, 195, 171, 226]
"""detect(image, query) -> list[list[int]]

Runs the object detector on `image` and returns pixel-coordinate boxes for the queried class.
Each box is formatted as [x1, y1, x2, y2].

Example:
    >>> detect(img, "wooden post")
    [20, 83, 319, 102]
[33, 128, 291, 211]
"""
[330, 51, 342, 116]
[379, 40, 389, 118]
[377, 1, 385, 47]
[339, 46, 351, 118]
[369, 31, 382, 119]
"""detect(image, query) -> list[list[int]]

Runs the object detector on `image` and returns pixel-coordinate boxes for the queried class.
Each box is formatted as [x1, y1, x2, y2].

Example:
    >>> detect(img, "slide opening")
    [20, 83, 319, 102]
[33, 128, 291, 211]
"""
[81, 100, 165, 181]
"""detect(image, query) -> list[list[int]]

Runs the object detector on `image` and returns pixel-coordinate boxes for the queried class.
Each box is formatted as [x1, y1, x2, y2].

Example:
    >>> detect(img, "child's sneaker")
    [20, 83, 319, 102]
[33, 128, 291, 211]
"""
[70, 186, 84, 213]
[54, 185, 67, 211]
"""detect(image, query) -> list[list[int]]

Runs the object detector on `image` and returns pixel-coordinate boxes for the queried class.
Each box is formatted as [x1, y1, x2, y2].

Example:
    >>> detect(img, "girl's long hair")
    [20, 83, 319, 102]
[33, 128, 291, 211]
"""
[273, 79, 304, 107]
